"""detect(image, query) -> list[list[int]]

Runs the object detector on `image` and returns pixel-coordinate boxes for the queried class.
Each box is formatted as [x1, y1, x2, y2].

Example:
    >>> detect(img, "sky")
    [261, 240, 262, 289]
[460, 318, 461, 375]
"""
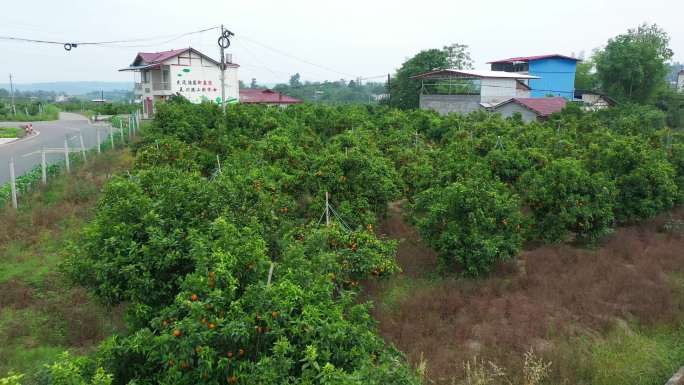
[1, 0, 683, 85]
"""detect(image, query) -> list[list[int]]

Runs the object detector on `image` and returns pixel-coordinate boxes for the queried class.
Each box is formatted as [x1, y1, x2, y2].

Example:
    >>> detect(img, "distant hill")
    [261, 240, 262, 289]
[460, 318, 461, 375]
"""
[0, 81, 133, 95]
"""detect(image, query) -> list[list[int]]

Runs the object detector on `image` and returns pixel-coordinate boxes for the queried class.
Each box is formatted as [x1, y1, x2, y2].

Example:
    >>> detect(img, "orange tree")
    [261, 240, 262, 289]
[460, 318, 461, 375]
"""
[65, 164, 299, 326]
[95, 219, 414, 385]
[305, 129, 402, 228]
[520, 158, 617, 243]
[583, 131, 677, 223]
[413, 170, 524, 276]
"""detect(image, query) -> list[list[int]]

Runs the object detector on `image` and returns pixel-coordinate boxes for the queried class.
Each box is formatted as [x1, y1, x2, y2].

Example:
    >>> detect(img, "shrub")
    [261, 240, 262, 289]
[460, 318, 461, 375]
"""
[521, 158, 617, 243]
[94, 219, 415, 385]
[413, 176, 524, 276]
[585, 134, 678, 223]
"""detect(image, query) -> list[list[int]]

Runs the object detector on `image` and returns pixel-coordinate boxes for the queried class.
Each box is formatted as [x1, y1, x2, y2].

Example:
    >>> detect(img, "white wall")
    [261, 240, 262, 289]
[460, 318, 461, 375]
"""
[517, 88, 531, 98]
[164, 52, 239, 104]
[678, 72, 684, 93]
[493, 102, 539, 123]
[480, 78, 519, 105]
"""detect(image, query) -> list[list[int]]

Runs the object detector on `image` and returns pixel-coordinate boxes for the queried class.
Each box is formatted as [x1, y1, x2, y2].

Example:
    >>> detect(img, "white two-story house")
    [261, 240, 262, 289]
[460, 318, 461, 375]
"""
[120, 47, 239, 118]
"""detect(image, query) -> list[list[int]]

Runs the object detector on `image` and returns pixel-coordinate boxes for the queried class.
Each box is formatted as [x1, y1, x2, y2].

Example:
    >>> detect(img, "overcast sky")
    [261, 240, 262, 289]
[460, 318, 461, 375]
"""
[1, 0, 683, 85]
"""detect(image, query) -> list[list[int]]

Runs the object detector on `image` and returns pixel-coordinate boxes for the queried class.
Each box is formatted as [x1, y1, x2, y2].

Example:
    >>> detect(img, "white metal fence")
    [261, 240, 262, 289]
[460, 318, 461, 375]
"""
[3, 111, 141, 209]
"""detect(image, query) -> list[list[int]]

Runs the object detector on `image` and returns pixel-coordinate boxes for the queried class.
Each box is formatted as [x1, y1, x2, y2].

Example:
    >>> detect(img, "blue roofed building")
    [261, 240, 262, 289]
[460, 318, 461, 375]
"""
[488, 54, 580, 99]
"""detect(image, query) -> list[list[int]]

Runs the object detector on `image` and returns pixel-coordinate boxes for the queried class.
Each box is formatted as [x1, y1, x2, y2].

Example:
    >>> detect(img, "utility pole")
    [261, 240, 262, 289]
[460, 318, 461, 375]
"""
[9, 74, 16, 116]
[220, 24, 226, 114]
[217, 26, 233, 113]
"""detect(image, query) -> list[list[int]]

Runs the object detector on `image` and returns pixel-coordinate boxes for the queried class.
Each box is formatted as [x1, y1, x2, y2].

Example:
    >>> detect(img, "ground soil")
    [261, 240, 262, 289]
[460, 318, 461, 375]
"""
[367, 202, 684, 384]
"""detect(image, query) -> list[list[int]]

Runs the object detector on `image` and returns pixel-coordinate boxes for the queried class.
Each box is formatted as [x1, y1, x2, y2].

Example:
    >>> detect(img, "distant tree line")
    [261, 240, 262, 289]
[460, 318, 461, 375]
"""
[0, 88, 133, 103]
[245, 74, 387, 105]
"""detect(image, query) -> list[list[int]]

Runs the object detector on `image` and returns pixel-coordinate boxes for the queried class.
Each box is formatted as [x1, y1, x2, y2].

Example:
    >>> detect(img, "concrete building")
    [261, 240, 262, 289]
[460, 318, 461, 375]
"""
[120, 48, 239, 118]
[574, 90, 617, 111]
[491, 97, 567, 122]
[489, 54, 580, 99]
[412, 69, 538, 115]
[678, 70, 684, 93]
[239, 88, 303, 106]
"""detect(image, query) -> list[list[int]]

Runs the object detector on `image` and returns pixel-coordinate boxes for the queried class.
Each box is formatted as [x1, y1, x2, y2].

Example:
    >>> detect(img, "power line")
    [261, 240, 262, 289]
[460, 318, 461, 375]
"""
[231, 40, 287, 77]
[0, 26, 220, 51]
[238, 34, 356, 78]
[97, 27, 221, 48]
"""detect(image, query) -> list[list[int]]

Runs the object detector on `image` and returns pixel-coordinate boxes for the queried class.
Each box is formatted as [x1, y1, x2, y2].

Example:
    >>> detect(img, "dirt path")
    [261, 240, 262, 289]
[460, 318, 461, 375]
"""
[369, 203, 684, 384]
[376, 201, 438, 277]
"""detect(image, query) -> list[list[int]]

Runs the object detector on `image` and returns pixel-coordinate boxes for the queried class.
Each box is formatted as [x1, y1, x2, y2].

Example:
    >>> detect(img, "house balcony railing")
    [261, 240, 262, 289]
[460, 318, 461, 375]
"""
[134, 83, 143, 90]
[152, 82, 171, 91]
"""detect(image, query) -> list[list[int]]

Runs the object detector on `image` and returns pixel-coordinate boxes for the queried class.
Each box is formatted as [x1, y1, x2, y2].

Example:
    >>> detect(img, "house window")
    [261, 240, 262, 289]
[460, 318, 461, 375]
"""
[162, 66, 170, 83]
[141, 70, 150, 83]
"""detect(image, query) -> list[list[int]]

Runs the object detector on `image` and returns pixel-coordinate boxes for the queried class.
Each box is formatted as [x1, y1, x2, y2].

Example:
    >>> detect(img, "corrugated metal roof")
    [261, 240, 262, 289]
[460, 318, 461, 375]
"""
[411, 69, 540, 80]
[487, 54, 581, 64]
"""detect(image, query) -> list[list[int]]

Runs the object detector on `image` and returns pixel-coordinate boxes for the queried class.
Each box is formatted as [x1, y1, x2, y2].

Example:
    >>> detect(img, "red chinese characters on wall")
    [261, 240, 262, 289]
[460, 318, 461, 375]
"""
[177, 79, 219, 93]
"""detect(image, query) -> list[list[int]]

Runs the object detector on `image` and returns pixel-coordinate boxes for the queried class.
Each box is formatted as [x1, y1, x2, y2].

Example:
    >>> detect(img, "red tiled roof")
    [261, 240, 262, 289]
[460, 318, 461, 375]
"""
[488, 54, 580, 64]
[240, 89, 302, 104]
[133, 47, 228, 67]
[137, 48, 189, 64]
[502, 97, 567, 117]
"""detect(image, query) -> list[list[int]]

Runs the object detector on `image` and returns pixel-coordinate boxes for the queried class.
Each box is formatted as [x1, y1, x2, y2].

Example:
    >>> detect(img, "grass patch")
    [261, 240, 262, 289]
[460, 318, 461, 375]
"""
[0, 105, 60, 122]
[370, 205, 684, 384]
[590, 324, 684, 385]
[0, 127, 21, 138]
[0, 148, 132, 377]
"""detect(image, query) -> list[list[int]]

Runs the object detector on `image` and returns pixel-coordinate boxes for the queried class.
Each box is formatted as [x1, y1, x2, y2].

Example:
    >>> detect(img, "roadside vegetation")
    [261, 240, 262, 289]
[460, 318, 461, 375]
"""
[0, 127, 23, 138]
[0, 103, 59, 122]
[0, 148, 132, 378]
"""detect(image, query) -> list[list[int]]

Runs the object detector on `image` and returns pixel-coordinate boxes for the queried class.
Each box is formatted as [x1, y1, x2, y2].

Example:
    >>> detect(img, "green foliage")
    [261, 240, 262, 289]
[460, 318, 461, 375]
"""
[594, 23, 673, 103]
[585, 134, 677, 223]
[388, 48, 450, 110]
[42, 93, 684, 384]
[273, 79, 386, 105]
[521, 158, 616, 243]
[91, 218, 411, 385]
[0, 127, 21, 138]
[0, 104, 59, 122]
[574, 59, 598, 91]
[0, 373, 23, 385]
[307, 130, 402, 227]
[59, 101, 137, 115]
[588, 324, 684, 385]
[413, 177, 523, 275]
[42, 352, 112, 385]
[388, 44, 473, 110]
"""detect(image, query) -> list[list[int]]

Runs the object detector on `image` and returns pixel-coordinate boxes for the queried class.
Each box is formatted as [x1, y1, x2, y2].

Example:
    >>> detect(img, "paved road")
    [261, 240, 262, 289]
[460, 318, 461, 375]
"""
[0, 112, 111, 185]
